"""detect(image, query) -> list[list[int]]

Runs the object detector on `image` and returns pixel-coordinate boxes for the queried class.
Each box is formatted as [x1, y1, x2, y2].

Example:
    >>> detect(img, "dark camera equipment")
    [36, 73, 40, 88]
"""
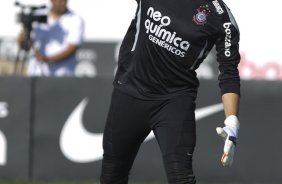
[14, 1, 48, 74]
[15, 1, 47, 46]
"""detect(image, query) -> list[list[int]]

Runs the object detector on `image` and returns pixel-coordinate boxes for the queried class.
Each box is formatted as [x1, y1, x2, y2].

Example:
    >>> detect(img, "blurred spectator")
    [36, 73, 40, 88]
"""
[17, 0, 84, 77]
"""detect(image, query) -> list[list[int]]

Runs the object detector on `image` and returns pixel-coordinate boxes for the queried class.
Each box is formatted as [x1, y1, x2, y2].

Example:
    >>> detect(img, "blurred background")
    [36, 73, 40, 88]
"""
[0, 0, 282, 184]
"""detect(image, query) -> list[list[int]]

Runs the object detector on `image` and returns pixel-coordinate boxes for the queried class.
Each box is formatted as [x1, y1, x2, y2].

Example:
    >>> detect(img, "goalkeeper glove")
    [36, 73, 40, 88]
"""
[216, 115, 240, 167]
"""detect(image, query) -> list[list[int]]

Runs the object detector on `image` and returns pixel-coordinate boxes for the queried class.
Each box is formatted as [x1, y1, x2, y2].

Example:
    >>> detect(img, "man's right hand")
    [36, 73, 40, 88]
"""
[17, 31, 31, 50]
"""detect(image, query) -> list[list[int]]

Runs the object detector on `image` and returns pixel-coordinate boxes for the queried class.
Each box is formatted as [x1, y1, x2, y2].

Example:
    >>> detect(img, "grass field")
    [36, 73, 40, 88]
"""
[0, 181, 276, 184]
[0, 181, 247, 184]
[0, 182, 235, 184]
[0, 182, 165, 184]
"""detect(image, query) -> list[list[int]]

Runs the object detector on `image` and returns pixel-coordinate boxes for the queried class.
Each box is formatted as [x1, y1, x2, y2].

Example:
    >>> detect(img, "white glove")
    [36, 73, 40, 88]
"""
[216, 115, 240, 167]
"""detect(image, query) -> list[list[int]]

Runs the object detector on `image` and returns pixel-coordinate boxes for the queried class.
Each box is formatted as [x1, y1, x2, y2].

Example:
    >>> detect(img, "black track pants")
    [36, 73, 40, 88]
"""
[100, 89, 196, 184]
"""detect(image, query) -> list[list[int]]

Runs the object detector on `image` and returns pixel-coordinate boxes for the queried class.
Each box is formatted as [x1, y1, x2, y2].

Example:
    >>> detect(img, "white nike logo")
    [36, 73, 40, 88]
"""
[0, 102, 8, 166]
[0, 131, 7, 166]
[60, 98, 223, 163]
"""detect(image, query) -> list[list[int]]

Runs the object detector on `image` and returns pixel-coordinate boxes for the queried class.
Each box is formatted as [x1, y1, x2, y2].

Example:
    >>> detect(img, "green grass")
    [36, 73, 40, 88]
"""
[0, 181, 196, 184]
[0, 182, 251, 184]
[0, 181, 179, 184]
[0, 181, 281, 184]
[0, 181, 97, 184]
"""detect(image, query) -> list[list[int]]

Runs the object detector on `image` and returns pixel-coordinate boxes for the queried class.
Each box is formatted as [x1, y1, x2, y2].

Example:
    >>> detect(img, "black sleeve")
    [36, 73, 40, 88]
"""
[117, 17, 137, 66]
[215, 3, 241, 96]
[117, 2, 140, 65]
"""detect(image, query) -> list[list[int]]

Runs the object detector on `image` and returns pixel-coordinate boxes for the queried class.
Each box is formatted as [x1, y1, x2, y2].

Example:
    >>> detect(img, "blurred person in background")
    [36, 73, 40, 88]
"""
[100, 0, 241, 183]
[17, 0, 84, 76]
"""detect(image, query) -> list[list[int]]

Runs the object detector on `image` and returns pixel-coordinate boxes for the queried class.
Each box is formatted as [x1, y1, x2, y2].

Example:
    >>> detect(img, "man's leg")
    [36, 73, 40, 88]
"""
[152, 95, 197, 184]
[100, 89, 151, 184]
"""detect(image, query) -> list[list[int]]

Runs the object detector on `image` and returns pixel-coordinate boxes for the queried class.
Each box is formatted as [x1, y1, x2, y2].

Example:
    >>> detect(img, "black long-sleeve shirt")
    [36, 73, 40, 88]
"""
[114, 0, 240, 100]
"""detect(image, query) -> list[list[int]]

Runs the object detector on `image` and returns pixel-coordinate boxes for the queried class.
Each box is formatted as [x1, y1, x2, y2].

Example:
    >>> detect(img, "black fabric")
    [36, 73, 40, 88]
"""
[100, 89, 197, 184]
[114, 0, 240, 100]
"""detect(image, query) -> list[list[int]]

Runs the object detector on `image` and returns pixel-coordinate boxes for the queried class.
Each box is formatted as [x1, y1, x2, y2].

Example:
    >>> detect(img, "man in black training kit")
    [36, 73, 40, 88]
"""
[101, 0, 241, 183]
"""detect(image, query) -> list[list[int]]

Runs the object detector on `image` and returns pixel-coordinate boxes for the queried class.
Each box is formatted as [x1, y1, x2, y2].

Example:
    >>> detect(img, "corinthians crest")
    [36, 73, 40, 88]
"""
[193, 5, 211, 25]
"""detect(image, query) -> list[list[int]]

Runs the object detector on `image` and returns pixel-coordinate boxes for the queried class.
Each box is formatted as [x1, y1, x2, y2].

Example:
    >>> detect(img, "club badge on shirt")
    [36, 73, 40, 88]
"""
[192, 5, 211, 26]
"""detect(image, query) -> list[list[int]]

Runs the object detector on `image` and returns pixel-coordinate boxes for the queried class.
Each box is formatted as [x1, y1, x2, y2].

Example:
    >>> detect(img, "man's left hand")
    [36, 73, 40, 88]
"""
[34, 50, 48, 62]
[216, 115, 240, 167]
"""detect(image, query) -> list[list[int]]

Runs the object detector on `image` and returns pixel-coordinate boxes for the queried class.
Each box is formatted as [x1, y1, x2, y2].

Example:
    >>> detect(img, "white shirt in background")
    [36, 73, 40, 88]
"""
[28, 9, 84, 77]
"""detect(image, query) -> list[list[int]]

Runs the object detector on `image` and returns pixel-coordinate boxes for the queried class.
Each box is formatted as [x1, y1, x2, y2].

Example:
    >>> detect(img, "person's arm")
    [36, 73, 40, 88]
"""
[216, 93, 240, 167]
[222, 93, 239, 117]
[214, 1, 241, 167]
[34, 44, 78, 63]
[17, 30, 32, 51]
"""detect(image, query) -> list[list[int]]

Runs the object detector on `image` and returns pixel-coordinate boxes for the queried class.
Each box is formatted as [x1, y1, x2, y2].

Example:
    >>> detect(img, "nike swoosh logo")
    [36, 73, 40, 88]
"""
[60, 98, 223, 163]
[0, 131, 7, 166]
[0, 102, 8, 165]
